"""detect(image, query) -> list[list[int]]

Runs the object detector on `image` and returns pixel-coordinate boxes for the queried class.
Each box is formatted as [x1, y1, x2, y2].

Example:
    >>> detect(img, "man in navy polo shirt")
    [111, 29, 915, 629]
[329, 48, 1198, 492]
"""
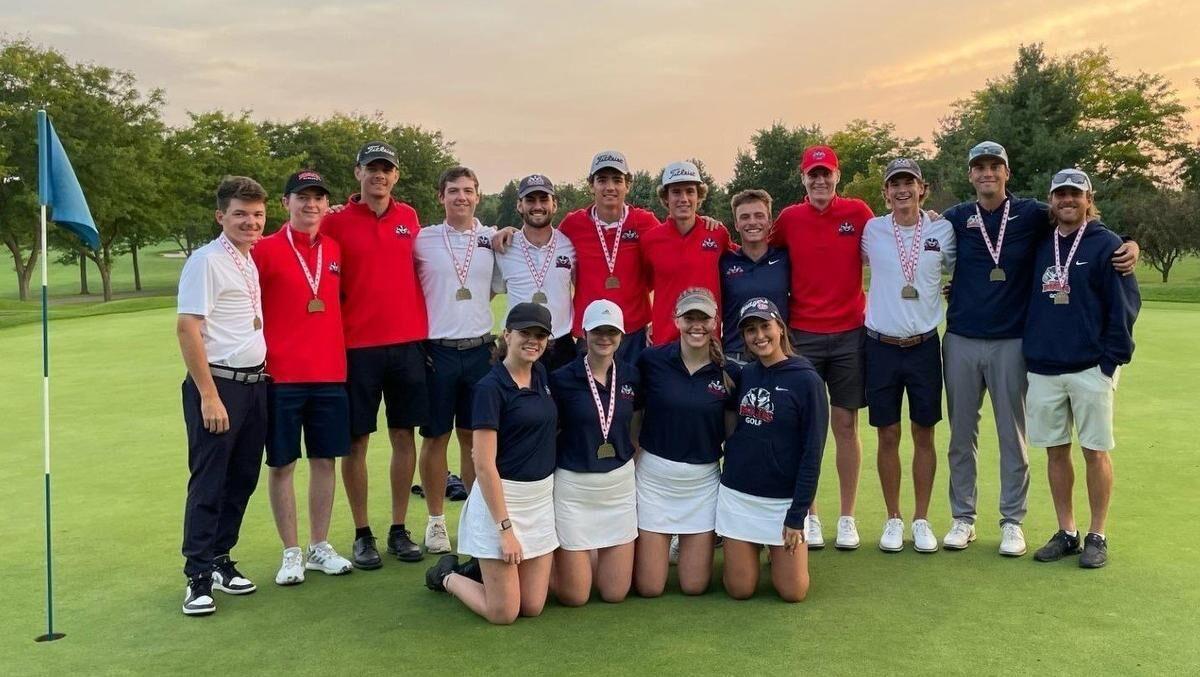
[940, 142, 1139, 557]
[720, 189, 790, 366]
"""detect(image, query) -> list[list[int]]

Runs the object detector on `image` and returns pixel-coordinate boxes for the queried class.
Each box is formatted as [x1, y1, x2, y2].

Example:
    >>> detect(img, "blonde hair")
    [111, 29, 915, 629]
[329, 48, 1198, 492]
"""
[730, 189, 773, 216]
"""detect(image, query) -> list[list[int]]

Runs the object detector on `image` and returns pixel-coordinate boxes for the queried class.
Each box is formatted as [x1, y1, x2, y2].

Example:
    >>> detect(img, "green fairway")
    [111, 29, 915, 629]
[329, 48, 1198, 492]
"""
[2, 303, 1199, 675]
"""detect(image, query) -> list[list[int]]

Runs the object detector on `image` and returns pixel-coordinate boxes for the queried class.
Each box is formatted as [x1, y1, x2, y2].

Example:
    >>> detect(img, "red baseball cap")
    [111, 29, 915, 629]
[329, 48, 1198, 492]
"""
[801, 145, 839, 174]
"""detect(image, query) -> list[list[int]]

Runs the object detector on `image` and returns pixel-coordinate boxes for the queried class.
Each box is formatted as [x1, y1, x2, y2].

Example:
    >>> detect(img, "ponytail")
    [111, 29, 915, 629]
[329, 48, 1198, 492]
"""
[491, 332, 509, 363]
[708, 333, 735, 392]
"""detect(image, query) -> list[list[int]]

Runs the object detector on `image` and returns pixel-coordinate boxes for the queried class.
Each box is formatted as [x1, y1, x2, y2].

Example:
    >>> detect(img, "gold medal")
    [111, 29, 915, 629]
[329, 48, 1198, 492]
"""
[532, 290, 548, 305]
[989, 266, 1006, 282]
[456, 286, 472, 301]
[901, 285, 918, 300]
[307, 298, 325, 313]
[605, 275, 620, 289]
[597, 442, 616, 459]
[1054, 291, 1070, 305]
[253, 316, 263, 330]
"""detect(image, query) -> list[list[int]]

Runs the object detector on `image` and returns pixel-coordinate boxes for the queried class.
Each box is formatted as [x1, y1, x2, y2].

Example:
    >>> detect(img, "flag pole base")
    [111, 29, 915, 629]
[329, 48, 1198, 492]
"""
[35, 632, 66, 642]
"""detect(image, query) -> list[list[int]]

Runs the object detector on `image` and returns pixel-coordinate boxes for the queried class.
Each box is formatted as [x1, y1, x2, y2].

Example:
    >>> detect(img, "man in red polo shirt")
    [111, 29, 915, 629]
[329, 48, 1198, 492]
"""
[321, 142, 429, 568]
[771, 145, 875, 550]
[253, 170, 354, 585]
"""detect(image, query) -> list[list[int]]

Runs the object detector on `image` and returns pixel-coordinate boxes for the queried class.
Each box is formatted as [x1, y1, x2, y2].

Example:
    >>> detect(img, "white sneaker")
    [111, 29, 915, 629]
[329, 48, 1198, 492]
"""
[879, 518, 904, 552]
[425, 519, 452, 554]
[275, 547, 305, 586]
[306, 541, 353, 575]
[912, 519, 938, 553]
[943, 519, 977, 550]
[835, 516, 860, 550]
[804, 514, 825, 550]
[999, 523, 1027, 557]
[668, 534, 680, 565]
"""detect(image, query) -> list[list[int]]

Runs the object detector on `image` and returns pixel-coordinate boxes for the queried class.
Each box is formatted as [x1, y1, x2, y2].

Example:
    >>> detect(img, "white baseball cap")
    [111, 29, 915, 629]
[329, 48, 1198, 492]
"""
[661, 161, 702, 187]
[581, 299, 625, 333]
[1049, 168, 1092, 194]
[589, 150, 630, 178]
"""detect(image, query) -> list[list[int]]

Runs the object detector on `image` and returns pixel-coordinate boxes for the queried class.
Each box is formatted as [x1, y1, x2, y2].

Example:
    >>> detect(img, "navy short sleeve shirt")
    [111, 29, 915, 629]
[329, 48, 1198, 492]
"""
[637, 344, 733, 464]
[471, 362, 558, 481]
[550, 355, 641, 473]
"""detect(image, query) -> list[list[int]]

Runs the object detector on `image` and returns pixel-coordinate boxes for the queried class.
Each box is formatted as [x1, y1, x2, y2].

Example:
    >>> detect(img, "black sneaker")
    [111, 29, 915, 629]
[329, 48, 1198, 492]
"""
[1033, 530, 1082, 562]
[446, 473, 469, 501]
[182, 576, 216, 616]
[456, 557, 483, 583]
[425, 554, 460, 592]
[387, 527, 425, 562]
[411, 484, 425, 498]
[212, 555, 257, 594]
[352, 535, 383, 570]
[1079, 533, 1108, 569]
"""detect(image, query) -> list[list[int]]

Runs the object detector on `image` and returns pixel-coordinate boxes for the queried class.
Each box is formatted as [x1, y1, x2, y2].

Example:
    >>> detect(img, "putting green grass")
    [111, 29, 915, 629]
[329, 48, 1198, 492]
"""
[2, 303, 1199, 675]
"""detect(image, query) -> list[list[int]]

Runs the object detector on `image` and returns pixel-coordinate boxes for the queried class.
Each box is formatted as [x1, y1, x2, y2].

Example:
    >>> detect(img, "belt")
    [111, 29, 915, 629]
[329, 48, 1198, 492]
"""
[428, 334, 495, 351]
[209, 365, 270, 384]
[866, 328, 937, 348]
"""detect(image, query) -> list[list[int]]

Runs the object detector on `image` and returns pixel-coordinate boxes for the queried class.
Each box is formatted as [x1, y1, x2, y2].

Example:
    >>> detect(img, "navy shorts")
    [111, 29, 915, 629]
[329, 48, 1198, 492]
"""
[267, 384, 351, 467]
[422, 340, 494, 438]
[864, 332, 943, 428]
[790, 326, 867, 410]
[575, 326, 649, 367]
[346, 342, 430, 437]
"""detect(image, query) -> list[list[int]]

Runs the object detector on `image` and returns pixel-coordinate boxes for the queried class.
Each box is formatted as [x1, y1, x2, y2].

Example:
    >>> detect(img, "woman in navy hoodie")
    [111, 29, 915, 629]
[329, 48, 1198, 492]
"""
[716, 297, 829, 602]
[1023, 169, 1139, 570]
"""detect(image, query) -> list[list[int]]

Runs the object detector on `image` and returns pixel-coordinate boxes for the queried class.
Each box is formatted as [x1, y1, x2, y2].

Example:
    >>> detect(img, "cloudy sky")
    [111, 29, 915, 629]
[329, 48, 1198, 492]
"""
[5, 0, 1198, 191]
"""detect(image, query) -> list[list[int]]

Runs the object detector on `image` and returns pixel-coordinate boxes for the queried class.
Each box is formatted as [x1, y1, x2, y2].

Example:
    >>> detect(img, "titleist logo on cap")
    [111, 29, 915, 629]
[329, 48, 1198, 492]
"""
[669, 167, 698, 179]
[595, 153, 623, 163]
[365, 145, 392, 155]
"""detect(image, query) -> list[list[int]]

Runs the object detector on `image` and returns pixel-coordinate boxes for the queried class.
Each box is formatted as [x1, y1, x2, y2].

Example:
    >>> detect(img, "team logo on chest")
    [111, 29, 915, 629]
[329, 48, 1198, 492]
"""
[477, 235, 493, 249]
[966, 215, 983, 230]
[838, 222, 856, 236]
[701, 238, 719, 251]
[725, 264, 744, 277]
[619, 384, 636, 400]
[707, 380, 727, 396]
[394, 224, 412, 237]
[328, 261, 341, 275]
[738, 387, 774, 425]
[621, 230, 639, 242]
[555, 255, 572, 269]
[1041, 266, 1071, 297]
[924, 238, 941, 252]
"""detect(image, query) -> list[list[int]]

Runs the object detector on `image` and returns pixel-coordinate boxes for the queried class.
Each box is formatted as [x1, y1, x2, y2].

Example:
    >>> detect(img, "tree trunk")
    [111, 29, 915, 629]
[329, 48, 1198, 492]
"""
[85, 247, 115, 302]
[4, 235, 38, 302]
[132, 243, 142, 291]
[79, 251, 90, 295]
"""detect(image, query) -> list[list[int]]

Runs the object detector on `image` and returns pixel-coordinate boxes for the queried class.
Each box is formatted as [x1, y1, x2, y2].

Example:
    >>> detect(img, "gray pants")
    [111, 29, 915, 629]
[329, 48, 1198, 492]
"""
[942, 332, 1029, 526]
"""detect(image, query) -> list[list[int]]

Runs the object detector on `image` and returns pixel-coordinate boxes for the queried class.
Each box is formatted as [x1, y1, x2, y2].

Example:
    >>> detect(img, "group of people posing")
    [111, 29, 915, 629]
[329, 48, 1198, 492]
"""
[175, 139, 1141, 623]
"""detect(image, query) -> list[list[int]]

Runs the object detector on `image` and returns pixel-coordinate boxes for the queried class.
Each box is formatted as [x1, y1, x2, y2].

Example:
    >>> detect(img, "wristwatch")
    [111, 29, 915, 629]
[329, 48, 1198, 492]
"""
[498, 518, 512, 532]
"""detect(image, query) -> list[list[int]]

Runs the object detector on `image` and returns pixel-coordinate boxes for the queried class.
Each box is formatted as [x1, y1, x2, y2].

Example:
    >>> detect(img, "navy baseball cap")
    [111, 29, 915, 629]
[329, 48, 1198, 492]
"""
[883, 158, 923, 183]
[506, 302, 552, 333]
[968, 141, 1009, 168]
[737, 297, 783, 327]
[518, 174, 555, 199]
[357, 141, 399, 168]
[284, 170, 330, 196]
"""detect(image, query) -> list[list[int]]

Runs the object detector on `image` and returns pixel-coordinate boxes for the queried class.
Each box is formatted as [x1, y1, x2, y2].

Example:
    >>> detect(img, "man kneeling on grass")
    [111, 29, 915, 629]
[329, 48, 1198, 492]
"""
[1023, 169, 1140, 569]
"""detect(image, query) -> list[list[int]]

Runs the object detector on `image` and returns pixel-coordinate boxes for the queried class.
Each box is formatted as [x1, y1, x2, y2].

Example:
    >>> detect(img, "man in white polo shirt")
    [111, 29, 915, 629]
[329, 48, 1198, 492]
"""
[861, 159, 956, 554]
[492, 173, 577, 371]
[414, 165, 498, 554]
[175, 176, 271, 616]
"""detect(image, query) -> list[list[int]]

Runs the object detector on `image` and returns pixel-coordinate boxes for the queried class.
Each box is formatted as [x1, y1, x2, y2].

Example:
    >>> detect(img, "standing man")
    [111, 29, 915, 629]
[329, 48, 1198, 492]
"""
[720, 189, 790, 365]
[176, 176, 270, 616]
[321, 142, 429, 567]
[252, 171, 354, 585]
[1025, 169, 1139, 569]
[414, 165, 498, 554]
[492, 174, 578, 371]
[771, 145, 875, 550]
[860, 159, 956, 553]
[939, 143, 1139, 556]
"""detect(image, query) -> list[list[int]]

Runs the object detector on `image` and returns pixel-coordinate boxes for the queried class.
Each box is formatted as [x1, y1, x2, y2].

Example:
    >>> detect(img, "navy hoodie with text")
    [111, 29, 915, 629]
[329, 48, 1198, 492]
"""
[1022, 221, 1140, 377]
[721, 355, 829, 529]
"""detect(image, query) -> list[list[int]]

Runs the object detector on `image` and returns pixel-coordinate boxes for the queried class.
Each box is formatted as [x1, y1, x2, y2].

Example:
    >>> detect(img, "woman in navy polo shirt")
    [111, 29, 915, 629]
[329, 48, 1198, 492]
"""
[716, 297, 828, 602]
[634, 288, 734, 597]
[551, 299, 642, 606]
[424, 303, 558, 625]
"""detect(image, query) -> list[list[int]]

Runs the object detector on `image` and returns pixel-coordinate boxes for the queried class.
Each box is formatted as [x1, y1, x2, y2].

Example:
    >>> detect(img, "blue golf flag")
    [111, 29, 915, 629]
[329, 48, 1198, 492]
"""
[37, 110, 99, 251]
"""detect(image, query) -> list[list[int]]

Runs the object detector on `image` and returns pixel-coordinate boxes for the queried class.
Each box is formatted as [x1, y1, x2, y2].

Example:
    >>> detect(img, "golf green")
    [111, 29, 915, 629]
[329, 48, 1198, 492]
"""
[2, 303, 1197, 675]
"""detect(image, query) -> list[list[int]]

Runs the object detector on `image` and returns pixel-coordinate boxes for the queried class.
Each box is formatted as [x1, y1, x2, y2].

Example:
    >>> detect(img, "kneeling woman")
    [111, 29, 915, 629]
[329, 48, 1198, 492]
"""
[634, 288, 734, 596]
[425, 303, 558, 624]
[551, 299, 642, 605]
[716, 298, 828, 602]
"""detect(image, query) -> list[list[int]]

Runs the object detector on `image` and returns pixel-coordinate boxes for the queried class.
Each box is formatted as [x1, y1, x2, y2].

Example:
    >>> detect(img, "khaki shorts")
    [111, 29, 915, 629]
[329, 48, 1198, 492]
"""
[1026, 366, 1119, 452]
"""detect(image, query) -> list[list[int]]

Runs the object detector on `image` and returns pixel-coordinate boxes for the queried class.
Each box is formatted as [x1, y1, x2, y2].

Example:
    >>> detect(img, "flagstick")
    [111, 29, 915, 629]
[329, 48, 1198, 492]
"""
[36, 204, 65, 642]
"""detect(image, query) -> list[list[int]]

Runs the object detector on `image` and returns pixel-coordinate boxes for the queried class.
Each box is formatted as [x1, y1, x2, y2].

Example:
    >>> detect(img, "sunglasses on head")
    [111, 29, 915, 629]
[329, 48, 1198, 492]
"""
[1053, 171, 1090, 187]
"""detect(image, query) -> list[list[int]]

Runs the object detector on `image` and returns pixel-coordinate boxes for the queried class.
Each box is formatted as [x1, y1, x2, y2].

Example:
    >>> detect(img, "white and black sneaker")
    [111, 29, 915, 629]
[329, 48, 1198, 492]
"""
[212, 555, 257, 595]
[183, 576, 216, 616]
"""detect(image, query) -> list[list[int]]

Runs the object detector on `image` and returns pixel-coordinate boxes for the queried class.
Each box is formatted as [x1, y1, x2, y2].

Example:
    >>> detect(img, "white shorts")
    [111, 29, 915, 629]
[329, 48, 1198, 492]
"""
[457, 475, 558, 560]
[635, 450, 719, 534]
[714, 484, 792, 547]
[554, 461, 637, 551]
[1026, 366, 1118, 451]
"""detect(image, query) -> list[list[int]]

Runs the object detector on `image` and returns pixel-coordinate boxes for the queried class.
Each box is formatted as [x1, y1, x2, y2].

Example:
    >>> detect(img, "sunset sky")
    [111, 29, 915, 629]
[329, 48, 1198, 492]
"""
[5, 0, 1198, 191]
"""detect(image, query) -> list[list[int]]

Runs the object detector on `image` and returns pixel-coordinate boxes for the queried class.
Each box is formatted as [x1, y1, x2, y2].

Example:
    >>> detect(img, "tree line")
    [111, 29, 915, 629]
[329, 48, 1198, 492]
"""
[3, 40, 1199, 303]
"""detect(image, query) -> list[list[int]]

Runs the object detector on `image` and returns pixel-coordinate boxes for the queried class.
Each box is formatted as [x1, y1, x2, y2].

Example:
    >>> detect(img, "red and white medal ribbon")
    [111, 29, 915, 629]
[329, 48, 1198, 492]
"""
[285, 225, 323, 299]
[891, 213, 924, 287]
[584, 358, 617, 444]
[591, 205, 629, 278]
[217, 233, 261, 322]
[974, 198, 1010, 268]
[520, 230, 556, 292]
[442, 222, 478, 291]
[1053, 223, 1088, 286]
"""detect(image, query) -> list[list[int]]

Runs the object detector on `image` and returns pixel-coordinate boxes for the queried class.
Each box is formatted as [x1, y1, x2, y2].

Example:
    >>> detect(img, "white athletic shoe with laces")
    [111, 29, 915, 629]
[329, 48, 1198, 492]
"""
[275, 547, 305, 586]
[306, 541, 353, 575]
[425, 519, 452, 554]
[879, 518, 904, 552]
[912, 519, 938, 553]
[804, 515, 825, 549]
[835, 516, 860, 550]
[999, 523, 1027, 557]
[943, 519, 977, 550]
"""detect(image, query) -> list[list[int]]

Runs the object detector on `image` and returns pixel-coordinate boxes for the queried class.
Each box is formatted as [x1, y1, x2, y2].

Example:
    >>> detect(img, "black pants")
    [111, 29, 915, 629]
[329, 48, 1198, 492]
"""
[539, 335, 579, 373]
[181, 374, 267, 578]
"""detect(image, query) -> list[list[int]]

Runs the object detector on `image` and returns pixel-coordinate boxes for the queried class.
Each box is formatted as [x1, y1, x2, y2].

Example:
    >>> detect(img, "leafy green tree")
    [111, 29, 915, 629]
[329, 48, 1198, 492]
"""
[728, 122, 824, 214]
[1108, 188, 1200, 282]
[493, 180, 521, 227]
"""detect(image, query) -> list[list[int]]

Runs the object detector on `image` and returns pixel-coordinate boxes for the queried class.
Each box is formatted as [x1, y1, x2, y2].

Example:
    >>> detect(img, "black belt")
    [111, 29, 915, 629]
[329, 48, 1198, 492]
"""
[209, 363, 269, 384]
[428, 334, 495, 351]
[866, 329, 937, 348]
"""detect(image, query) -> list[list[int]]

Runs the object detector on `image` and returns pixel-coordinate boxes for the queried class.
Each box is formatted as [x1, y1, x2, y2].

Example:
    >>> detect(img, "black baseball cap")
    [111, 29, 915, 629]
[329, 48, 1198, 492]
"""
[737, 297, 783, 327]
[518, 174, 555, 199]
[284, 170, 330, 196]
[506, 302, 552, 333]
[357, 141, 399, 168]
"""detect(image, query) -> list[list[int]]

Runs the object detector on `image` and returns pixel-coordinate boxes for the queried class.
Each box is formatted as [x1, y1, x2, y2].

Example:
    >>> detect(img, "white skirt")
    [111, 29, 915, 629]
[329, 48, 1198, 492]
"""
[635, 450, 719, 534]
[714, 484, 792, 547]
[457, 475, 558, 560]
[554, 461, 637, 551]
